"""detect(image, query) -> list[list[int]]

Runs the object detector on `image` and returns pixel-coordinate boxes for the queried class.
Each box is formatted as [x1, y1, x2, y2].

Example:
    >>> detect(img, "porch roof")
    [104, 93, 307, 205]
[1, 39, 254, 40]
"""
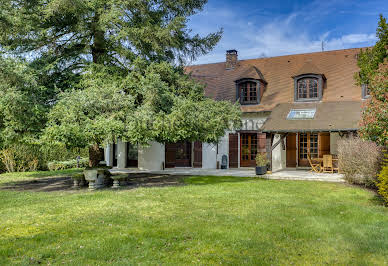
[261, 101, 362, 133]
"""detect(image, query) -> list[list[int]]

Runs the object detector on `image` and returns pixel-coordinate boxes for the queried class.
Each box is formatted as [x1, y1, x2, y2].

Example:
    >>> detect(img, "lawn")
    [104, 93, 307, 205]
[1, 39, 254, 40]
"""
[0, 170, 387, 265]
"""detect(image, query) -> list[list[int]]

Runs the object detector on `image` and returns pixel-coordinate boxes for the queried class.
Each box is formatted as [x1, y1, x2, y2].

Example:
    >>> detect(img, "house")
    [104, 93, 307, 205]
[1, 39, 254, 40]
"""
[105, 48, 368, 172]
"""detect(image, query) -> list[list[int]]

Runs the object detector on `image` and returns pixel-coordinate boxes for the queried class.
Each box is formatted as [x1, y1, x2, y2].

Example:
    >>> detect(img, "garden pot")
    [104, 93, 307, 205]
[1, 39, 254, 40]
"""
[84, 168, 106, 190]
[255, 166, 267, 175]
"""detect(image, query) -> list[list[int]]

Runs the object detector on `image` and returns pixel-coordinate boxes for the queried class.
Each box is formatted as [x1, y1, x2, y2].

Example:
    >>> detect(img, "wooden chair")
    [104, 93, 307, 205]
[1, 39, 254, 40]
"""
[307, 152, 321, 173]
[322, 155, 334, 173]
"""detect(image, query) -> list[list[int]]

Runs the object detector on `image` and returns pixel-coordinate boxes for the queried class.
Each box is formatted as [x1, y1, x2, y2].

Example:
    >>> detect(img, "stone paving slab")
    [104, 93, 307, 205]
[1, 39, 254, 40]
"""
[110, 168, 344, 183]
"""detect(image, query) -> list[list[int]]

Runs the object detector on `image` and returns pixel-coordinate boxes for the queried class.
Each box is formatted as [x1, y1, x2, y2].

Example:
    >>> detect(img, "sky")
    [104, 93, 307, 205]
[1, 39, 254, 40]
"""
[187, 0, 388, 65]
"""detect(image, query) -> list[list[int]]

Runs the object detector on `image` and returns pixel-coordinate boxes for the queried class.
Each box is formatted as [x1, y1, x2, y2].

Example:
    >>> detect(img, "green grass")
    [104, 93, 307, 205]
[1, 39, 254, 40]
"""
[0, 170, 387, 265]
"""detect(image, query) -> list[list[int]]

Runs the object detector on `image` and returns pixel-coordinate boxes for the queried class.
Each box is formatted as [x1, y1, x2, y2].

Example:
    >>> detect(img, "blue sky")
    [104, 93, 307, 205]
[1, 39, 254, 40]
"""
[188, 0, 388, 64]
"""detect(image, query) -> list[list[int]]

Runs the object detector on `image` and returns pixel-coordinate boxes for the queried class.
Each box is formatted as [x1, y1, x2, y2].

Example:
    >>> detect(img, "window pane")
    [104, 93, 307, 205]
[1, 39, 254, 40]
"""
[298, 78, 318, 99]
[240, 82, 257, 103]
[287, 109, 316, 120]
[298, 79, 307, 98]
[309, 79, 318, 98]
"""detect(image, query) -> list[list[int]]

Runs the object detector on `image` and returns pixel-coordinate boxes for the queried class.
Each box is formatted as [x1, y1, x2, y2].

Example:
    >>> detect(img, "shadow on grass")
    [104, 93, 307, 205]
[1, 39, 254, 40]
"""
[183, 175, 264, 185]
[1, 170, 263, 193]
[369, 194, 387, 206]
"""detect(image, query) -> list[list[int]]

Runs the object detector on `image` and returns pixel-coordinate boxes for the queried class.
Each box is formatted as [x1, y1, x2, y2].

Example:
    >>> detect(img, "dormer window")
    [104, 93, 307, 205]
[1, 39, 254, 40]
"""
[240, 81, 257, 104]
[297, 78, 318, 99]
[293, 61, 324, 102]
[293, 74, 324, 102]
[234, 65, 267, 105]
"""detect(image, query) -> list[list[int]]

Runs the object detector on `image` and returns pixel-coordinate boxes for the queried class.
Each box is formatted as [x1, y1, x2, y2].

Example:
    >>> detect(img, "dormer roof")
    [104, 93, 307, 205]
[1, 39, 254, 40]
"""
[235, 65, 267, 83]
[292, 61, 324, 78]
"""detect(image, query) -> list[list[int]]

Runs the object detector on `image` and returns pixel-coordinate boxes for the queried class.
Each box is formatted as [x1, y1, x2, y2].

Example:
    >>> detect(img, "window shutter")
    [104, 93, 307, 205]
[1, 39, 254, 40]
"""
[229, 133, 239, 168]
[257, 133, 266, 153]
[165, 143, 176, 168]
[193, 141, 202, 168]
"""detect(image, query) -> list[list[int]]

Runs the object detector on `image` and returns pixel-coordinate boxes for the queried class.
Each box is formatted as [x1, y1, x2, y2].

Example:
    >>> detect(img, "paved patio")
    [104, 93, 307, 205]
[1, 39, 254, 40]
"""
[110, 168, 344, 182]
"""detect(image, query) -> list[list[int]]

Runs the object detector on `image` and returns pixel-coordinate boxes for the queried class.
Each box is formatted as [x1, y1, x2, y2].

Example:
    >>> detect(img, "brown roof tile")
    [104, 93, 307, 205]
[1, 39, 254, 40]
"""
[186, 48, 366, 112]
[261, 101, 362, 132]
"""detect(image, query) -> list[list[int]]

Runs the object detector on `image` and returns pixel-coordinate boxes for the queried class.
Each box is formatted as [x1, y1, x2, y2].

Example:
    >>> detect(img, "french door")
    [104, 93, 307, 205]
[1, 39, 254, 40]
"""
[165, 142, 192, 168]
[298, 133, 318, 167]
[240, 133, 258, 167]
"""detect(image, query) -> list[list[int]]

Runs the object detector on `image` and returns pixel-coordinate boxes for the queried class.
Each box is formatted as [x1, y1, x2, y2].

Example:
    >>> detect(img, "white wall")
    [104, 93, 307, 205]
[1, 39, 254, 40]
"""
[330, 132, 340, 155]
[240, 112, 269, 131]
[272, 134, 286, 172]
[105, 144, 114, 167]
[117, 140, 127, 169]
[202, 143, 217, 169]
[138, 141, 165, 171]
[216, 133, 229, 168]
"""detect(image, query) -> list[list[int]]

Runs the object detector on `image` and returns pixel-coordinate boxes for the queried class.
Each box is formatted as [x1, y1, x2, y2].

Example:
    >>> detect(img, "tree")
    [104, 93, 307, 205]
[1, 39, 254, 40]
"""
[356, 15, 388, 146]
[0, 1, 241, 167]
[0, 56, 49, 147]
[359, 58, 388, 146]
[0, 0, 222, 86]
[44, 61, 241, 166]
[356, 15, 388, 86]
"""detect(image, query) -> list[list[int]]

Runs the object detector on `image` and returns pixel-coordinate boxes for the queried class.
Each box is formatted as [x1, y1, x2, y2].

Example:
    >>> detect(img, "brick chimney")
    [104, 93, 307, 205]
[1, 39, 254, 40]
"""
[226, 49, 238, 69]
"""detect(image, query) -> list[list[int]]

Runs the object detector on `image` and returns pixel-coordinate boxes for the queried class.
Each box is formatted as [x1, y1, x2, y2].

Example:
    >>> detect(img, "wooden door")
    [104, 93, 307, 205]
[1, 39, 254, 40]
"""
[193, 141, 202, 168]
[319, 133, 330, 157]
[298, 133, 319, 167]
[165, 142, 192, 168]
[127, 143, 138, 167]
[229, 133, 239, 168]
[240, 133, 258, 167]
[175, 142, 192, 167]
[165, 143, 177, 168]
[286, 133, 297, 167]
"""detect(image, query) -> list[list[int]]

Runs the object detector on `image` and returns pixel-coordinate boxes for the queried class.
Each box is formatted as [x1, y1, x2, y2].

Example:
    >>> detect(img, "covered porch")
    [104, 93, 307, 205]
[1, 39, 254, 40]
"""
[261, 101, 361, 172]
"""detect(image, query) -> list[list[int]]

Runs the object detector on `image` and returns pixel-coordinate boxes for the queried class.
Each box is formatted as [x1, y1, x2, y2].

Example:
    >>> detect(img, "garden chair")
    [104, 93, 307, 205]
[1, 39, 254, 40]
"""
[322, 154, 334, 173]
[307, 152, 321, 173]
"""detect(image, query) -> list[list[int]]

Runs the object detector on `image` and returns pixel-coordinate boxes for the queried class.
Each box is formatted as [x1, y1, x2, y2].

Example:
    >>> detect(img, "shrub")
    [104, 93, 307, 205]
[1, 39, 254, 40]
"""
[255, 153, 269, 167]
[47, 158, 89, 171]
[337, 137, 383, 187]
[0, 143, 88, 173]
[0, 145, 40, 172]
[377, 153, 388, 204]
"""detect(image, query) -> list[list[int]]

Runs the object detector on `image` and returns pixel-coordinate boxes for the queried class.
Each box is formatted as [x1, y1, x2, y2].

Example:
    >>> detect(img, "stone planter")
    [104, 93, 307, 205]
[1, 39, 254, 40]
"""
[72, 173, 86, 188]
[255, 166, 267, 175]
[111, 174, 128, 188]
[84, 168, 108, 190]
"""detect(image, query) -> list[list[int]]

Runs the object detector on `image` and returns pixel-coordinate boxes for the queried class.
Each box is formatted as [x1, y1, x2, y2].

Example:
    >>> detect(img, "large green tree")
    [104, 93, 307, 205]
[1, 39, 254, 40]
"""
[0, 56, 49, 147]
[0, 0, 240, 167]
[356, 15, 388, 146]
[0, 0, 221, 87]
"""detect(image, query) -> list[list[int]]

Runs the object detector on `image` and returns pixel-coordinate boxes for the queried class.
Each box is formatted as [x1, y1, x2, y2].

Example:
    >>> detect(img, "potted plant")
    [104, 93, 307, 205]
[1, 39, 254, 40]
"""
[255, 153, 269, 175]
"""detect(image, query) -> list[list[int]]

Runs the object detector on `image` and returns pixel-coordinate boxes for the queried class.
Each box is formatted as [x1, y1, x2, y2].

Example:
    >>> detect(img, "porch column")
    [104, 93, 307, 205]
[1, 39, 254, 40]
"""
[117, 140, 127, 169]
[105, 144, 114, 167]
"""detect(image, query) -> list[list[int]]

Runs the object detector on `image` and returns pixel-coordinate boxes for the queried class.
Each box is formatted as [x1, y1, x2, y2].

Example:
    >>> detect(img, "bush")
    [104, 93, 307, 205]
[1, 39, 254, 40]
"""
[255, 153, 269, 167]
[0, 143, 88, 173]
[0, 145, 40, 172]
[338, 137, 383, 187]
[377, 153, 388, 204]
[47, 158, 89, 171]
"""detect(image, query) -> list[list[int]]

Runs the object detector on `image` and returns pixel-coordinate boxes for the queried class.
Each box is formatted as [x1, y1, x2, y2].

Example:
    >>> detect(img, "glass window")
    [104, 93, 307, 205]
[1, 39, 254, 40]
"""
[287, 109, 316, 120]
[239, 81, 257, 104]
[297, 78, 318, 99]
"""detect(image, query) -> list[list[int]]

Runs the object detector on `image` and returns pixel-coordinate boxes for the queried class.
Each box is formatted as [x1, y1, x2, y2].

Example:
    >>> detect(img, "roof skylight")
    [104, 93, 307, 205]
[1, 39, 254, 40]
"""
[287, 109, 316, 120]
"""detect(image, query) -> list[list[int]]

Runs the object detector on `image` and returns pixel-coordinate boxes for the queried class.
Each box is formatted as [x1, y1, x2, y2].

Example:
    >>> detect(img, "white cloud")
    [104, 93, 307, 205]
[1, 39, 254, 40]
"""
[189, 5, 377, 65]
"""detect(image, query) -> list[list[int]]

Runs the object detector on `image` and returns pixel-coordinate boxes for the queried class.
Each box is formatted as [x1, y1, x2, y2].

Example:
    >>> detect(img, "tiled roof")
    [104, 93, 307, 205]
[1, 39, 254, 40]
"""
[261, 101, 362, 132]
[186, 48, 366, 112]
[292, 61, 323, 77]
